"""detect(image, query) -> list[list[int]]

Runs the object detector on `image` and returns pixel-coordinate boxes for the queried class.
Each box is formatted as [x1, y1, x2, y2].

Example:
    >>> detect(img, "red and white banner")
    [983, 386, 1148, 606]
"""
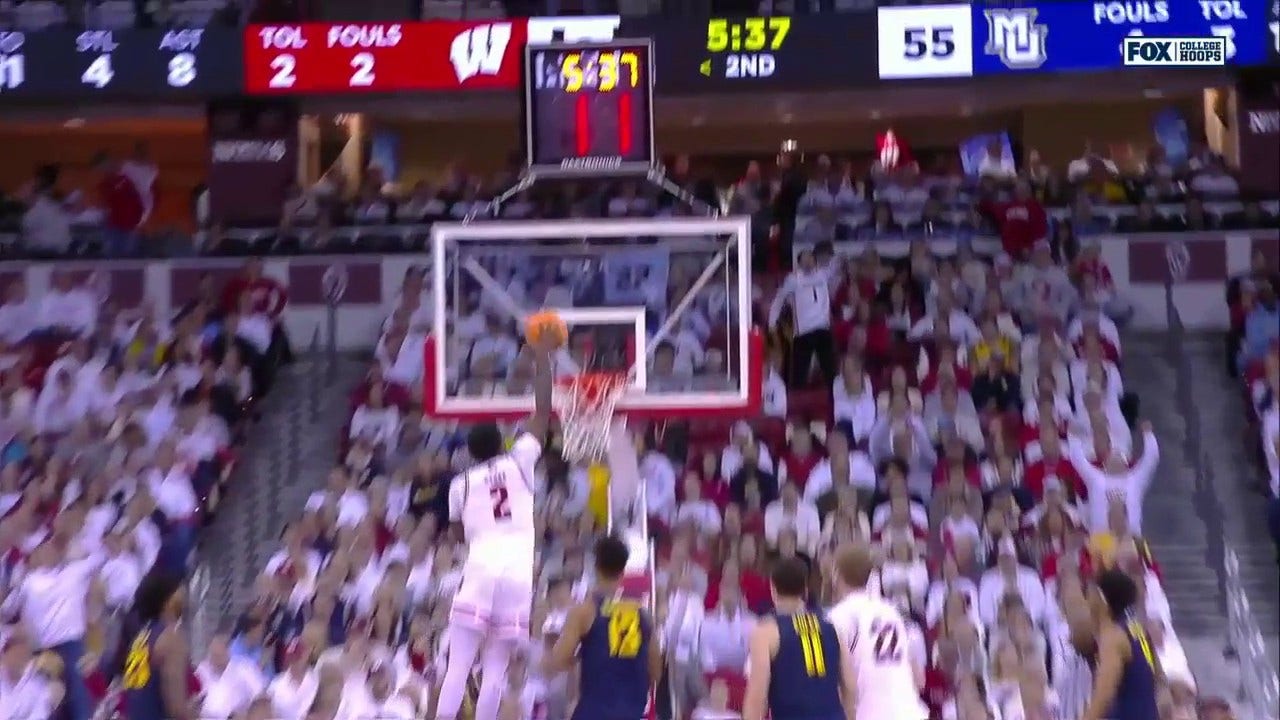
[243, 16, 622, 94]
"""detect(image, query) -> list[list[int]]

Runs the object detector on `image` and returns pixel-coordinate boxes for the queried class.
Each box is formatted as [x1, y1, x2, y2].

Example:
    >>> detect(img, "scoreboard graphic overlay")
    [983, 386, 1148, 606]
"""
[523, 39, 655, 175]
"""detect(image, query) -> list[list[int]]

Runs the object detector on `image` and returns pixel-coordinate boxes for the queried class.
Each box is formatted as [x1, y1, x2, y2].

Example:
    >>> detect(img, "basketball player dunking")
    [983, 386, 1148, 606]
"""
[434, 328, 557, 720]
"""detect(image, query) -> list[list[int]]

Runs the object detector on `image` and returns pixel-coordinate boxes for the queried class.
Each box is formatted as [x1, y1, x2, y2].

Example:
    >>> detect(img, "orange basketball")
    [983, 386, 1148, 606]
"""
[525, 310, 568, 348]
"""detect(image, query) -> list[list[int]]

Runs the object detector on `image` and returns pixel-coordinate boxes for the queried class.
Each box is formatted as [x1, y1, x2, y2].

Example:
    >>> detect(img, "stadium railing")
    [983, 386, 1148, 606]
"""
[1224, 545, 1280, 716]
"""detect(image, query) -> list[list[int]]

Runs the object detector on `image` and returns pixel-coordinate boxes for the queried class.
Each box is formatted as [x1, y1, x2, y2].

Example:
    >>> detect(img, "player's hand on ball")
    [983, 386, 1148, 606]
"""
[530, 329, 560, 355]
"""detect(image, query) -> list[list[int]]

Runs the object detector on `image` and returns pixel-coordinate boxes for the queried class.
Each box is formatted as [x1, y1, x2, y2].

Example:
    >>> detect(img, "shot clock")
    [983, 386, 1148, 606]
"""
[523, 38, 655, 175]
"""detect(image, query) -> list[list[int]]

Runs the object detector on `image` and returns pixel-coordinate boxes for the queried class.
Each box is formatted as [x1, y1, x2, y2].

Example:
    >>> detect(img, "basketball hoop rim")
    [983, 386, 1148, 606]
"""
[421, 330, 766, 422]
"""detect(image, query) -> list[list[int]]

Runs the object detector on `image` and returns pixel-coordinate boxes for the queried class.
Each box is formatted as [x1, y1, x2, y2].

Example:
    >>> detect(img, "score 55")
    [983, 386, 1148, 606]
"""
[876, 4, 974, 79]
[903, 26, 955, 59]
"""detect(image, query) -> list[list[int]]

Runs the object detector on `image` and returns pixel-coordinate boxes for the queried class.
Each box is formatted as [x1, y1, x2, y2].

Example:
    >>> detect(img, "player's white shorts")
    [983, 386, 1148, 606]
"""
[449, 541, 535, 641]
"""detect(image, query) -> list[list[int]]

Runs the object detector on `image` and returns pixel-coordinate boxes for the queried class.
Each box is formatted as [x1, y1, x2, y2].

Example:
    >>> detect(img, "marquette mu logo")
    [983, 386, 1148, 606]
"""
[983, 8, 1048, 70]
[1123, 36, 1227, 66]
[449, 23, 512, 82]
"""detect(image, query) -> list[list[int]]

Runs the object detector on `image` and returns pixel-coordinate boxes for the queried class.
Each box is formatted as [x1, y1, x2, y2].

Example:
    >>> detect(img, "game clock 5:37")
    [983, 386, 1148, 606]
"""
[618, 14, 878, 94]
[523, 39, 655, 176]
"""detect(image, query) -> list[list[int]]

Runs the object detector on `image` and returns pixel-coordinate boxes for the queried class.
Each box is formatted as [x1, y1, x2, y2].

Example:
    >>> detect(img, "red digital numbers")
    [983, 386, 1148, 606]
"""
[242, 21, 527, 94]
[572, 93, 635, 158]
[526, 42, 653, 172]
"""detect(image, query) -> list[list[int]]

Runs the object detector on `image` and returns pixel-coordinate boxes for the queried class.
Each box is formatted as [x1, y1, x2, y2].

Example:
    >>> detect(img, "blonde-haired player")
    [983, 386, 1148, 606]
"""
[826, 545, 929, 720]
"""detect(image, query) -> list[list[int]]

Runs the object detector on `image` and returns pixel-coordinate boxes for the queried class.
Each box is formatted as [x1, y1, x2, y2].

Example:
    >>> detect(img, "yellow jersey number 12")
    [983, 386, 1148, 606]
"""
[606, 601, 642, 658]
[122, 630, 152, 689]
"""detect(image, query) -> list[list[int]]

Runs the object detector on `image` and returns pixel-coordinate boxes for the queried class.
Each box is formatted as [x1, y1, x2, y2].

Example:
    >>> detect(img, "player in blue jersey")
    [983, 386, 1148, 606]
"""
[1076, 569, 1163, 720]
[744, 558, 856, 720]
[123, 570, 193, 720]
[544, 535, 661, 720]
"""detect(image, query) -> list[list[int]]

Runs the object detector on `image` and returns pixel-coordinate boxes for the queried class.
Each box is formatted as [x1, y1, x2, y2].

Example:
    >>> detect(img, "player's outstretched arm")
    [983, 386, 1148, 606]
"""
[543, 602, 592, 676]
[525, 331, 556, 441]
[1065, 599, 1099, 658]
[742, 620, 776, 720]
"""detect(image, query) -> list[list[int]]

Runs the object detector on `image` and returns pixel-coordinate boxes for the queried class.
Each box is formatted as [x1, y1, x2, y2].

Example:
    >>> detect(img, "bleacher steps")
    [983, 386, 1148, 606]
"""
[189, 354, 368, 649]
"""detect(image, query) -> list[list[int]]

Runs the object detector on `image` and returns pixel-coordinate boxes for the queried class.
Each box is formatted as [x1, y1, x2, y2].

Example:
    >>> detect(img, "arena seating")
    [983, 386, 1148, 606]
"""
[1228, 258, 1280, 500]
[0, 260, 294, 720]
[5, 119, 1276, 718]
[166, 150, 1280, 720]
[0, 0, 237, 29]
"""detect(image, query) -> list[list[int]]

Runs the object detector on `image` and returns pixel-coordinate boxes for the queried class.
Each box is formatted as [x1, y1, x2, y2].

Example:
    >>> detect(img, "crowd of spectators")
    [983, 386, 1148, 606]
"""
[0, 259, 294, 720]
[8, 132, 1279, 263]
[0, 0, 967, 29]
[1, 124, 1268, 719]
[137, 138, 1278, 720]
[0, 0, 241, 30]
[2, 45, 1275, 717]
[214, 140, 1279, 261]
[1226, 249, 1280, 560]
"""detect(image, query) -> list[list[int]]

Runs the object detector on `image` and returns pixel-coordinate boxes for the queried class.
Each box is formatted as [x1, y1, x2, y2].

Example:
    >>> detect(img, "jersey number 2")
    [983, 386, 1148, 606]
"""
[793, 613, 828, 677]
[608, 604, 642, 658]
[489, 483, 511, 520]
[487, 470, 511, 521]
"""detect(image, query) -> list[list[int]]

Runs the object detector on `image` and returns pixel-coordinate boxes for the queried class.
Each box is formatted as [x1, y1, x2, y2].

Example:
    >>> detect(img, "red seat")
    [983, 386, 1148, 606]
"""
[789, 388, 833, 425]
[749, 416, 787, 452]
[619, 571, 651, 601]
[688, 418, 737, 445]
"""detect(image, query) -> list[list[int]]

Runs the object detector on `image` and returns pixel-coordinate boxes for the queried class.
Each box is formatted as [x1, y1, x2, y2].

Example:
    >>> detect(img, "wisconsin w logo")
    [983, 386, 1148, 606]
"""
[984, 8, 1048, 70]
[449, 23, 512, 82]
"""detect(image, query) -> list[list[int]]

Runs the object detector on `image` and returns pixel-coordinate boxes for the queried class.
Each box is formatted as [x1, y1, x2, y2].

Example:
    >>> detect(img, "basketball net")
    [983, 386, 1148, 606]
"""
[552, 371, 632, 463]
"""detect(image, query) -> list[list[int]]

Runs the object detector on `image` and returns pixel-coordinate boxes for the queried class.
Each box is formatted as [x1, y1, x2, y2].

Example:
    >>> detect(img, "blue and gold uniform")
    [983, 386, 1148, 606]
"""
[122, 622, 166, 720]
[570, 594, 652, 720]
[768, 611, 845, 720]
[1103, 617, 1160, 720]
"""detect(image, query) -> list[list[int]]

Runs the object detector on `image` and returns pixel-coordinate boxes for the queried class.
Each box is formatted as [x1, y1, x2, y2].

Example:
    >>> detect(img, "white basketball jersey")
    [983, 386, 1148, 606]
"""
[827, 590, 927, 720]
[449, 432, 541, 549]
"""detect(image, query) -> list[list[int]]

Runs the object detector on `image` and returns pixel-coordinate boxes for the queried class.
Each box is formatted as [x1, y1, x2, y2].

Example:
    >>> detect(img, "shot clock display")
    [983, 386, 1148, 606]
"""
[523, 39, 654, 175]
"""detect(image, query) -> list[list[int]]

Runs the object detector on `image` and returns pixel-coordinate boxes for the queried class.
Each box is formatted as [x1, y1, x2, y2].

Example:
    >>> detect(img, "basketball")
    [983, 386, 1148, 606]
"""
[525, 310, 568, 348]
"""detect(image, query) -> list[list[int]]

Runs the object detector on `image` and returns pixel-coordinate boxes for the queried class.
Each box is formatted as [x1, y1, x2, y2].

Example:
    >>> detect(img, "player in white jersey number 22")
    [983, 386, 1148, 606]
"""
[826, 545, 930, 720]
[435, 332, 556, 720]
